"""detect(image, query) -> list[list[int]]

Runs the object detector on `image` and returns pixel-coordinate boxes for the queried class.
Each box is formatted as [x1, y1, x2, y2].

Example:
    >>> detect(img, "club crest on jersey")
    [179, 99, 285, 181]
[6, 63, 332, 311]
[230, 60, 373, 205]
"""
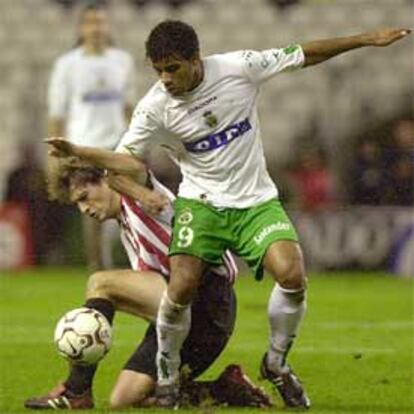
[203, 111, 218, 128]
[177, 209, 193, 225]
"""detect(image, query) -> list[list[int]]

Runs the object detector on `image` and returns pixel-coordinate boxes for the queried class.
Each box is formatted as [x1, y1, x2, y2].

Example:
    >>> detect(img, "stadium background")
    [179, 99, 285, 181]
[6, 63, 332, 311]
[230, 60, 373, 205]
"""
[0, 0, 413, 413]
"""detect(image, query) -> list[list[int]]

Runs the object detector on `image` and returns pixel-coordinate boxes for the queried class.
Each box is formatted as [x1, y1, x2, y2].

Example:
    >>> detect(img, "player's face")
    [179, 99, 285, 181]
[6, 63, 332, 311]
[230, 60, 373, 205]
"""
[80, 9, 110, 48]
[71, 181, 120, 221]
[152, 55, 203, 96]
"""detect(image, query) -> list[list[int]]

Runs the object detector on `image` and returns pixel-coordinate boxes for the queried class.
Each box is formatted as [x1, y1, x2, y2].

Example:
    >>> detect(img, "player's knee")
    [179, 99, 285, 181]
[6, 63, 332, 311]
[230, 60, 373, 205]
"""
[86, 271, 112, 298]
[109, 392, 126, 409]
[169, 257, 204, 304]
[169, 273, 199, 304]
[277, 260, 307, 291]
[109, 390, 136, 409]
[109, 385, 149, 409]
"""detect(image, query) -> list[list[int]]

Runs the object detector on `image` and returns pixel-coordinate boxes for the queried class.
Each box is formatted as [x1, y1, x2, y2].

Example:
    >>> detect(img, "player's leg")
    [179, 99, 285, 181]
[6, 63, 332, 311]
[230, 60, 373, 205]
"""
[178, 271, 271, 408]
[109, 268, 269, 409]
[155, 198, 230, 405]
[110, 323, 159, 409]
[24, 269, 166, 410]
[110, 371, 156, 408]
[261, 240, 310, 408]
[86, 268, 165, 320]
[111, 270, 269, 409]
[235, 199, 310, 408]
[263, 240, 307, 369]
[64, 269, 166, 396]
[111, 271, 229, 409]
[155, 254, 204, 405]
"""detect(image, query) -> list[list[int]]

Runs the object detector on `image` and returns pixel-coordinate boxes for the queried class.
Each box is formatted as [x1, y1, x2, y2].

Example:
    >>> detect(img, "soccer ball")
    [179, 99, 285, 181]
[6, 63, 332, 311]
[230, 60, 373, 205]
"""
[54, 307, 112, 365]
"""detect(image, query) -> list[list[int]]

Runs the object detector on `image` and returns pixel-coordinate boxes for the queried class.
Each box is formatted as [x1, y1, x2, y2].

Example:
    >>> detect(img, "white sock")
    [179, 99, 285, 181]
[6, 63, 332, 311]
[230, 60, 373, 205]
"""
[156, 291, 191, 386]
[267, 284, 306, 372]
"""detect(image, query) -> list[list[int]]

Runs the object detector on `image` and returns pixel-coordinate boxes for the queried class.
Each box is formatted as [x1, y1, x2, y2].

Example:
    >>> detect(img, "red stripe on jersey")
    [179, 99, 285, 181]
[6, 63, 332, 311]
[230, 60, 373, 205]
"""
[124, 197, 171, 246]
[137, 233, 170, 272]
[138, 257, 159, 272]
[120, 205, 141, 251]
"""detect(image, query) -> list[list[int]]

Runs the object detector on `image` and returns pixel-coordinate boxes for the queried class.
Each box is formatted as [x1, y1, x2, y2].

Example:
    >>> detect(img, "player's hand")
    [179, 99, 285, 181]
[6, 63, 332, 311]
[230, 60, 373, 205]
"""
[105, 172, 169, 216]
[140, 190, 169, 216]
[44, 137, 77, 158]
[363, 28, 411, 47]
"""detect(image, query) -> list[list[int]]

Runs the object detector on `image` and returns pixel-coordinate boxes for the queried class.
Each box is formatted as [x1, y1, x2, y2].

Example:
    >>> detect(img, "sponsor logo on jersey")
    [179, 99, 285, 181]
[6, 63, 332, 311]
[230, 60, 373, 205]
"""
[203, 110, 218, 128]
[184, 118, 252, 153]
[254, 222, 290, 245]
[188, 96, 218, 115]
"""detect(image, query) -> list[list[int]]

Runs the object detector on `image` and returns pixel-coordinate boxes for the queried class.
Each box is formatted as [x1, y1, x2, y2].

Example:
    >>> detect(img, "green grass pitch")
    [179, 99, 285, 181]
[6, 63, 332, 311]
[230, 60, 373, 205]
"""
[0, 268, 412, 413]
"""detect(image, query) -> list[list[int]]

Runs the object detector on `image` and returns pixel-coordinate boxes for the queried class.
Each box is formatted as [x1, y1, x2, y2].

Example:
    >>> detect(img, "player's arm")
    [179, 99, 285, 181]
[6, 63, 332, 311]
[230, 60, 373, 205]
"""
[106, 172, 169, 216]
[45, 137, 145, 177]
[302, 28, 411, 67]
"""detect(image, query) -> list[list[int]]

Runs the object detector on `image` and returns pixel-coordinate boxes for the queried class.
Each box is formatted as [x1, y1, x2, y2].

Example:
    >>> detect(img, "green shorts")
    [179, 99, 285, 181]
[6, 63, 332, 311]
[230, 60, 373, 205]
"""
[169, 197, 298, 280]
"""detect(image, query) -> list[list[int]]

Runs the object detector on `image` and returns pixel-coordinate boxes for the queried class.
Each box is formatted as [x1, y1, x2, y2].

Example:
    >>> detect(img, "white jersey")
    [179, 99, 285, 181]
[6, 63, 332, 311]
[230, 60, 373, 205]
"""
[117, 45, 304, 208]
[118, 173, 238, 283]
[48, 46, 136, 150]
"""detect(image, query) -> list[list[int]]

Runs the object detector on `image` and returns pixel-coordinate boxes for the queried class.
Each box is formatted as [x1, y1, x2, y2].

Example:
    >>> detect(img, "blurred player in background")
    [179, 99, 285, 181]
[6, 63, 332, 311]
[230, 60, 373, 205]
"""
[25, 162, 272, 409]
[47, 3, 136, 270]
[45, 22, 411, 409]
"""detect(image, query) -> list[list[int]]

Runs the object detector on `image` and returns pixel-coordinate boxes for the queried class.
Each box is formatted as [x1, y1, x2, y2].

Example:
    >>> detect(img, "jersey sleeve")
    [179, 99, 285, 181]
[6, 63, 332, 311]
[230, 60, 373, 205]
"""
[241, 44, 305, 84]
[48, 57, 70, 118]
[116, 104, 163, 160]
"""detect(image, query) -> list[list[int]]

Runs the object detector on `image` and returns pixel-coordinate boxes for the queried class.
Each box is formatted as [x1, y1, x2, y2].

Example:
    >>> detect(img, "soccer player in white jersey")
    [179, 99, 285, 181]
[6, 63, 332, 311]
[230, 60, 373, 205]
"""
[25, 163, 272, 410]
[47, 3, 136, 270]
[45, 21, 411, 408]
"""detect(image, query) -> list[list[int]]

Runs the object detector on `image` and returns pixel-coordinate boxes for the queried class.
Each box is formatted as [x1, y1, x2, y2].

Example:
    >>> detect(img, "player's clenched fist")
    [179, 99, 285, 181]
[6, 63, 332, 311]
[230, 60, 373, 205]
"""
[363, 28, 411, 47]
[45, 137, 78, 158]
[140, 190, 170, 216]
[106, 171, 169, 216]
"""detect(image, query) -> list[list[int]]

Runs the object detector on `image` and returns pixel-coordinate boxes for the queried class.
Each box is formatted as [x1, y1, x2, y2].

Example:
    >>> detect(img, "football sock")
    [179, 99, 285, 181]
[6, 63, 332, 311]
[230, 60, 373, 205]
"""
[65, 298, 115, 394]
[65, 364, 97, 395]
[267, 284, 306, 371]
[85, 297, 115, 325]
[156, 291, 191, 386]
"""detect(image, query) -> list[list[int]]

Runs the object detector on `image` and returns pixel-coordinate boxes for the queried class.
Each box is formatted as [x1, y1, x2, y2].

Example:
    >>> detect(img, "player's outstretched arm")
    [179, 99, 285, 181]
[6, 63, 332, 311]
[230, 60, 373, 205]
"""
[45, 137, 146, 177]
[302, 28, 411, 67]
[106, 172, 169, 216]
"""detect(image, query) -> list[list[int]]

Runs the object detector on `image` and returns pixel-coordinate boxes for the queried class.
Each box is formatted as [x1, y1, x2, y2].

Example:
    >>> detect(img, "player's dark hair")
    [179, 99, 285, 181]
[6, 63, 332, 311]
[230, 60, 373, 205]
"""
[51, 164, 105, 204]
[64, 166, 104, 188]
[145, 20, 199, 62]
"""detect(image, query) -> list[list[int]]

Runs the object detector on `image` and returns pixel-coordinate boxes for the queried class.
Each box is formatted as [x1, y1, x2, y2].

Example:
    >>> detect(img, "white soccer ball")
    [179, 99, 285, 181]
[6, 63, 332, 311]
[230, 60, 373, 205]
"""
[54, 307, 112, 365]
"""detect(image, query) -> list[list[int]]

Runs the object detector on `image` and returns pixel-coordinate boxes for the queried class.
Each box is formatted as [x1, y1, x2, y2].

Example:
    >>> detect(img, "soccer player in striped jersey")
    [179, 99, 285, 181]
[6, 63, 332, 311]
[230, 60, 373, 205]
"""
[24, 164, 270, 410]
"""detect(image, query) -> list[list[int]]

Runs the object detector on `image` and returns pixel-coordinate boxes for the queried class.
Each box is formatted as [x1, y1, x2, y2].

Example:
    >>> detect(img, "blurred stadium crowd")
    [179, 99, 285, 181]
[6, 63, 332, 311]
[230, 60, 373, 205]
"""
[0, 0, 412, 269]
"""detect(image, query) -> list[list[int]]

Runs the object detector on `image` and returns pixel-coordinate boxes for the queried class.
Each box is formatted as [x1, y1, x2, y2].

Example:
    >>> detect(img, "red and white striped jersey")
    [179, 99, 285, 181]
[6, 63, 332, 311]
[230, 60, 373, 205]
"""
[118, 173, 237, 284]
